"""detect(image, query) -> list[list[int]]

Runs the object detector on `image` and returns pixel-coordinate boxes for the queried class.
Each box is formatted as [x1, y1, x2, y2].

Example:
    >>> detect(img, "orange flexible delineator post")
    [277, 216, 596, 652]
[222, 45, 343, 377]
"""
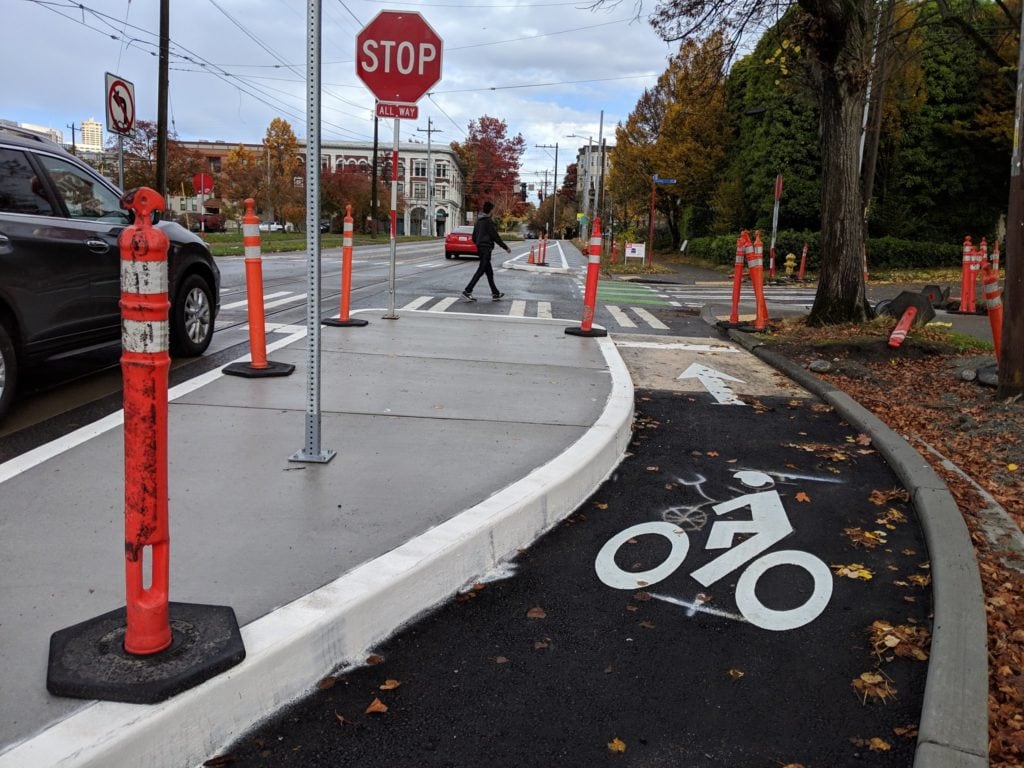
[958, 236, 976, 313]
[566, 218, 608, 338]
[748, 231, 769, 331]
[528, 245, 535, 264]
[46, 187, 245, 704]
[324, 204, 368, 328]
[982, 263, 1003, 364]
[727, 231, 748, 325]
[539, 233, 548, 266]
[224, 199, 295, 377]
[798, 242, 808, 282]
[888, 306, 918, 348]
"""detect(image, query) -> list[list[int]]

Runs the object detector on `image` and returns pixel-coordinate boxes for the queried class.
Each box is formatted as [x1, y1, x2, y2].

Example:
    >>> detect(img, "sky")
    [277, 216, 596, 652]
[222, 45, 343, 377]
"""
[5, 0, 679, 190]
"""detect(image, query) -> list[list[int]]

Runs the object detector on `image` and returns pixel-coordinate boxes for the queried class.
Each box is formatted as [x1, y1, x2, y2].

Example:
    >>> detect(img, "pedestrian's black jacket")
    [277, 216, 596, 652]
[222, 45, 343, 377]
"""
[472, 213, 507, 251]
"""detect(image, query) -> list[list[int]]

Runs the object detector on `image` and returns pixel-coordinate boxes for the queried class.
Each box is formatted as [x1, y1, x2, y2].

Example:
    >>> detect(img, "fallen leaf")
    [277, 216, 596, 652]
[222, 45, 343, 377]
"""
[317, 676, 337, 690]
[869, 737, 892, 752]
[706, 450, 719, 457]
[639, 620, 656, 629]
[379, 679, 401, 690]
[607, 737, 627, 753]
[795, 491, 811, 503]
[728, 668, 745, 679]
[334, 711, 351, 726]
[203, 756, 236, 767]
[366, 654, 384, 665]
[533, 640, 549, 650]
[646, 466, 660, 472]
[365, 698, 388, 714]
[494, 656, 509, 664]
[527, 606, 547, 619]
[831, 563, 873, 580]
[593, 501, 609, 510]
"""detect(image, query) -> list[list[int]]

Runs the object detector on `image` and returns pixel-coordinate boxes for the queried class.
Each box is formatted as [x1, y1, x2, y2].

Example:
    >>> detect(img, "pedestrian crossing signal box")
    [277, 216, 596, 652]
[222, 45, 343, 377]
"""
[624, 242, 646, 262]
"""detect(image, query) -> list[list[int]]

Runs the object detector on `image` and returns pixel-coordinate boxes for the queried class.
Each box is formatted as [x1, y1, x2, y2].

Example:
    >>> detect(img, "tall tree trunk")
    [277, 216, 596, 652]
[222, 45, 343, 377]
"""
[806, 1, 873, 326]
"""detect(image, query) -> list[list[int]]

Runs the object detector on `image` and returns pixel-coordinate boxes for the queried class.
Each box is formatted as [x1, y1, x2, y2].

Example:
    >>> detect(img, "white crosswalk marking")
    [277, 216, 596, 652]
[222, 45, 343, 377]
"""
[537, 301, 552, 319]
[220, 291, 291, 311]
[429, 297, 459, 312]
[402, 296, 433, 310]
[263, 293, 307, 310]
[509, 300, 527, 316]
[606, 305, 636, 328]
[631, 307, 669, 330]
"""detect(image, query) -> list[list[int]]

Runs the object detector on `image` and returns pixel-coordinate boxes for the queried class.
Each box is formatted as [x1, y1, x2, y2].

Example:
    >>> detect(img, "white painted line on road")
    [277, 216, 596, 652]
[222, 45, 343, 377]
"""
[429, 297, 459, 312]
[606, 305, 636, 328]
[0, 328, 307, 486]
[403, 296, 433, 310]
[537, 301, 552, 319]
[669, 301, 682, 307]
[263, 293, 307, 310]
[631, 306, 669, 330]
[649, 592, 748, 623]
[614, 341, 739, 352]
[509, 300, 527, 317]
[220, 291, 291, 311]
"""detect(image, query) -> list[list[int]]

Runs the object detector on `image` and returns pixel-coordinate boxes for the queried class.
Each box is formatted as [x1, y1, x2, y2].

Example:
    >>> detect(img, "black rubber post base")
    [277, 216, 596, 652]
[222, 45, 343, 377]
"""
[565, 326, 608, 338]
[222, 360, 295, 378]
[323, 317, 369, 327]
[47, 602, 246, 704]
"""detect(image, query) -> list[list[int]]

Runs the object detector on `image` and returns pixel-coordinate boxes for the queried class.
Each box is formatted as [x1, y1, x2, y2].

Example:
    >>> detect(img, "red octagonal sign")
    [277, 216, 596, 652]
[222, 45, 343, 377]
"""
[356, 11, 443, 105]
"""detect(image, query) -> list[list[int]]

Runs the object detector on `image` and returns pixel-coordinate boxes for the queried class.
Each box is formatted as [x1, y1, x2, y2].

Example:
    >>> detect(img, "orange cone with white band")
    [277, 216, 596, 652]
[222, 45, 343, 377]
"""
[981, 263, 1003, 363]
[324, 204, 368, 328]
[728, 231, 749, 324]
[566, 218, 608, 338]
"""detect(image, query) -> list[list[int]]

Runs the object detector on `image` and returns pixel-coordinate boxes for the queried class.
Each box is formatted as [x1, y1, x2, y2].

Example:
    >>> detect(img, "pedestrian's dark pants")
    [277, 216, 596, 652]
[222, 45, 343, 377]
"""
[464, 247, 498, 295]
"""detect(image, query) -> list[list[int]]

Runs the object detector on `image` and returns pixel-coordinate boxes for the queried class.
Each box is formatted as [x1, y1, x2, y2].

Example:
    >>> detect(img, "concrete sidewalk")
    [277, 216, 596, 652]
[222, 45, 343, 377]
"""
[0, 310, 634, 768]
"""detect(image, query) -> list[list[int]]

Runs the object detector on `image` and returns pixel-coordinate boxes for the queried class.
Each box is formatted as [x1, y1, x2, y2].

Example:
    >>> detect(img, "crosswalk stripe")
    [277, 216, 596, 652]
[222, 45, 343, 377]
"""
[220, 291, 291, 311]
[631, 306, 669, 330]
[606, 305, 636, 328]
[537, 301, 552, 319]
[402, 296, 433, 310]
[429, 297, 459, 312]
[509, 300, 527, 316]
[263, 293, 307, 310]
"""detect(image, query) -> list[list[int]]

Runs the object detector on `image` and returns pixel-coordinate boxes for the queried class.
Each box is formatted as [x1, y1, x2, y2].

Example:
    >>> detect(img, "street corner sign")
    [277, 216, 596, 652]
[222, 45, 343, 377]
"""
[105, 72, 135, 135]
[356, 11, 443, 105]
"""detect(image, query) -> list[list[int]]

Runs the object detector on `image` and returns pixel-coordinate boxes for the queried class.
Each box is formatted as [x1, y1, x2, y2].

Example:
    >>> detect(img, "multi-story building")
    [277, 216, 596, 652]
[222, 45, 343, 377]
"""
[79, 118, 104, 154]
[178, 138, 466, 235]
[572, 141, 613, 221]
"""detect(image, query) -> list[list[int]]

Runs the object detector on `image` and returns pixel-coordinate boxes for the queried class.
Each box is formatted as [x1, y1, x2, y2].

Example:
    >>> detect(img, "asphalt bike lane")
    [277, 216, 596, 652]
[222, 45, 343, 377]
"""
[209, 340, 932, 768]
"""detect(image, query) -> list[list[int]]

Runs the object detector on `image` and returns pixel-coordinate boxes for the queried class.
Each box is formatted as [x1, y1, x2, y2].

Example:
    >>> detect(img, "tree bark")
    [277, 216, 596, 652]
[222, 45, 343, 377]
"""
[806, 0, 873, 326]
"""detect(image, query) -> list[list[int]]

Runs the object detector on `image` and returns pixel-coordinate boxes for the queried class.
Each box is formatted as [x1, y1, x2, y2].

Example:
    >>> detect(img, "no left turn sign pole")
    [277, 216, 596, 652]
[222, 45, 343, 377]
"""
[355, 11, 442, 319]
[105, 72, 135, 188]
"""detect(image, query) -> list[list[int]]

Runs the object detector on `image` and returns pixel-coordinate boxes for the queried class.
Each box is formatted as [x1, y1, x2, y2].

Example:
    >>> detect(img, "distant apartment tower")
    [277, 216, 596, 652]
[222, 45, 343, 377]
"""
[79, 118, 104, 153]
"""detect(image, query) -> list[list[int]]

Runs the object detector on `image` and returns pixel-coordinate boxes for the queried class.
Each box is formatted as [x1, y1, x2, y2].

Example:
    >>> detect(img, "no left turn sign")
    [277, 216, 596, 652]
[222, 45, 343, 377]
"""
[105, 72, 135, 135]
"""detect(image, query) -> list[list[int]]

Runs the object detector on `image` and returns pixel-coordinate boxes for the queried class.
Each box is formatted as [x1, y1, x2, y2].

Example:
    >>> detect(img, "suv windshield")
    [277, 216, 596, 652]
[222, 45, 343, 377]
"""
[35, 154, 128, 223]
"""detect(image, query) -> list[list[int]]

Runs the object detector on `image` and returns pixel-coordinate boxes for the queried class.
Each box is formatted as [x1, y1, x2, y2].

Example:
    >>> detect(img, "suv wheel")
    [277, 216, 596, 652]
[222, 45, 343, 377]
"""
[170, 274, 214, 357]
[0, 321, 17, 420]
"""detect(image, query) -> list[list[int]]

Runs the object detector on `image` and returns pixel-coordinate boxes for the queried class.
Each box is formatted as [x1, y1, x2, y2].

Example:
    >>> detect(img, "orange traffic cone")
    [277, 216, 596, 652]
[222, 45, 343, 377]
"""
[528, 246, 535, 265]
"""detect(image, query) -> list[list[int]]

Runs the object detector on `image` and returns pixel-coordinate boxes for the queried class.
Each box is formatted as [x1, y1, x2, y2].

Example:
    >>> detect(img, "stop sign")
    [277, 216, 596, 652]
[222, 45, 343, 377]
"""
[356, 11, 443, 104]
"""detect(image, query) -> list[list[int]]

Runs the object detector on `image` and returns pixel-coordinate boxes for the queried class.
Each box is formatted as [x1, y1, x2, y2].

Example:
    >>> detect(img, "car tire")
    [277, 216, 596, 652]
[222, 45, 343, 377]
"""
[445, 252, 452, 259]
[0, 320, 17, 421]
[170, 273, 214, 357]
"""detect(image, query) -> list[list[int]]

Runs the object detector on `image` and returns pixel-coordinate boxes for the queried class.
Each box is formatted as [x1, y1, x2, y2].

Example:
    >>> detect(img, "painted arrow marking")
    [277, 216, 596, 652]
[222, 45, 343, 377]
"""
[677, 363, 746, 405]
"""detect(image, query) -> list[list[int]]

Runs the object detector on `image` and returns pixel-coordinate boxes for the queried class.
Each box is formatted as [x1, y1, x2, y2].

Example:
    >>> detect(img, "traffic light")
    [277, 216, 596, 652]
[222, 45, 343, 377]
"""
[520, 182, 527, 202]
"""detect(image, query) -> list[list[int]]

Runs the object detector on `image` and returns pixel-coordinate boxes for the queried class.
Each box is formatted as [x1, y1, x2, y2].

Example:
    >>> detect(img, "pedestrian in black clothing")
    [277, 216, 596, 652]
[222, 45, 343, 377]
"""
[462, 201, 510, 301]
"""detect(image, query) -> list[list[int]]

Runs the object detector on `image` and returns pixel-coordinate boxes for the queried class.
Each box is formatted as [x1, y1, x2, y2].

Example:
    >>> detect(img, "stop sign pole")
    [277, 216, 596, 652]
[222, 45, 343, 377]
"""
[356, 11, 443, 319]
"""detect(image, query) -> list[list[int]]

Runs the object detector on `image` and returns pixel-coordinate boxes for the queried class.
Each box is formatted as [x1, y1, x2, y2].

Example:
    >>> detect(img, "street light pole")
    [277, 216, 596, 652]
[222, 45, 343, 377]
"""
[417, 117, 443, 236]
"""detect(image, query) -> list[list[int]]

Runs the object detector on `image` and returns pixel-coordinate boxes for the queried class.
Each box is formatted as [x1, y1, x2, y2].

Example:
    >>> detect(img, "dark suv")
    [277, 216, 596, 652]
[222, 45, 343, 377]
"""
[0, 128, 220, 419]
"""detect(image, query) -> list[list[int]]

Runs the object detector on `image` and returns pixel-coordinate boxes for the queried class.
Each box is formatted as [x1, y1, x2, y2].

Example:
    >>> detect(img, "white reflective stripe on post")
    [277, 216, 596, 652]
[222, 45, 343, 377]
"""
[747, 258, 763, 269]
[589, 254, 601, 264]
[122, 319, 169, 353]
[120, 260, 168, 295]
[243, 224, 260, 238]
[244, 245, 261, 259]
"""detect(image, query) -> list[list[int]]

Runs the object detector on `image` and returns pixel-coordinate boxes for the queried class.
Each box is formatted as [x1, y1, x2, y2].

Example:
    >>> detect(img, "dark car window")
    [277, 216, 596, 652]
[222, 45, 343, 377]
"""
[35, 154, 127, 223]
[0, 147, 54, 216]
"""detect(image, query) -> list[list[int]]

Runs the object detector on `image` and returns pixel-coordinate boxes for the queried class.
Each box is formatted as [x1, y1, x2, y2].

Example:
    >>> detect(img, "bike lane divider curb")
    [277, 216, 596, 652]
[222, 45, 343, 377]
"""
[725, 327, 988, 768]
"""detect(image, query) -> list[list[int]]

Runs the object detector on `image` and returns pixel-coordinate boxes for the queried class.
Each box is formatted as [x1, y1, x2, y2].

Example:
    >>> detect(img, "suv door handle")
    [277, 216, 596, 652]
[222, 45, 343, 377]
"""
[85, 238, 110, 253]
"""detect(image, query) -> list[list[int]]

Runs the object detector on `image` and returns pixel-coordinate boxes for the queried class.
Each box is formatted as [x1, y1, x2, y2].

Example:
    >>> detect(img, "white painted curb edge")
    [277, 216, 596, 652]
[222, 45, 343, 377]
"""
[0, 337, 634, 768]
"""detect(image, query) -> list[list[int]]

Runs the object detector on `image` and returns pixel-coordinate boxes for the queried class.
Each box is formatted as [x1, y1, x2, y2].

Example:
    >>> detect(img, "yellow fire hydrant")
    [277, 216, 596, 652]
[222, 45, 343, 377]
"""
[784, 252, 797, 277]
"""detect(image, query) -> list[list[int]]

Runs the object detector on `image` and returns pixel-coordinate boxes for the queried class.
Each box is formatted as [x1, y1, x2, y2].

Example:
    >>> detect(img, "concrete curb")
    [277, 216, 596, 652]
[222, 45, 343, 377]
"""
[725, 327, 989, 768]
[0, 321, 635, 768]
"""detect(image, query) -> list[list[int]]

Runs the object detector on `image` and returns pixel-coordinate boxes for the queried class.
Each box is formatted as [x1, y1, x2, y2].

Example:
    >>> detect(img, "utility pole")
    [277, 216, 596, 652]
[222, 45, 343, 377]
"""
[535, 142, 558, 236]
[1001, 5, 1024, 397]
[416, 117, 443, 236]
[156, 0, 169, 197]
[66, 123, 77, 155]
[371, 114, 379, 235]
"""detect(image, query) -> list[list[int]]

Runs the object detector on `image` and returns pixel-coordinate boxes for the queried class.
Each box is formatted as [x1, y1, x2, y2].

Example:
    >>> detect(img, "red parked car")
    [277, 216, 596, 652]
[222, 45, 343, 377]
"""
[444, 225, 477, 259]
